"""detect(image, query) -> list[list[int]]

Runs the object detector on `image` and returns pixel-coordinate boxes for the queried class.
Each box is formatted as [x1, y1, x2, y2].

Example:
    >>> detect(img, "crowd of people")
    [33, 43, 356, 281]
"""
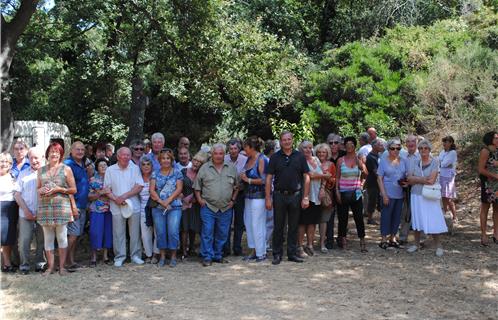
[1, 128, 497, 275]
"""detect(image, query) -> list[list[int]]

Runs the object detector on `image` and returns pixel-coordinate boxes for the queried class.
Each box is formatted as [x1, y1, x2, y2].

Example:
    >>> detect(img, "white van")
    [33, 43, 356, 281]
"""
[13, 121, 71, 156]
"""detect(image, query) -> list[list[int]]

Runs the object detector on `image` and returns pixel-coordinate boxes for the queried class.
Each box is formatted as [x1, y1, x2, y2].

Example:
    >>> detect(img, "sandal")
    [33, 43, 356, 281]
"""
[304, 246, 314, 257]
[378, 242, 389, 250]
[388, 241, 400, 248]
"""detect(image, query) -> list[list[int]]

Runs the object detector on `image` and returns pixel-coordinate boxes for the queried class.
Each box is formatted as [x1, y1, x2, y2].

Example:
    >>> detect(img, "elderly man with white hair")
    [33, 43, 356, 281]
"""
[14, 147, 46, 274]
[104, 147, 145, 267]
[194, 143, 239, 266]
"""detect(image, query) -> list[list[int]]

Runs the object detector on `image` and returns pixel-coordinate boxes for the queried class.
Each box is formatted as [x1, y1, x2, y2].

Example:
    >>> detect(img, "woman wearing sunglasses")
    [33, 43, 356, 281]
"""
[377, 139, 407, 249]
[130, 140, 145, 165]
[406, 139, 447, 256]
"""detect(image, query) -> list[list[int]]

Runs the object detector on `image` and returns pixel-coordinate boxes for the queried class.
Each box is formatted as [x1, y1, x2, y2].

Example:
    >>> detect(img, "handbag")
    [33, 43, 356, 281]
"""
[319, 187, 333, 207]
[420, 159, 442, 201]
[422, 183, 442, 200]
[146, 197, 159, 208]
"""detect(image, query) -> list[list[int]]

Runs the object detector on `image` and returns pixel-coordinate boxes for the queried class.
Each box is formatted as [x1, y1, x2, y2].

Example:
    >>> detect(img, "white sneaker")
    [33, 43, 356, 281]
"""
[435, 247, 444, 257]
[114, 259, 124, 267]
[131, 256, 144, 265]
[407, 245, 418, 253]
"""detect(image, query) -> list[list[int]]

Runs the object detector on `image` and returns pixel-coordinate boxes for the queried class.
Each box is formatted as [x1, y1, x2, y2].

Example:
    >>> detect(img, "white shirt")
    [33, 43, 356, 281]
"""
[0, 174, 15, 201]
[224, 153, 248, 175]
[438, 150, 457, 178]
[14, 168, 39, 218]
[358, 144, 372, 159]
[104, 161, 144, 215]
[175, 161, 192, 172]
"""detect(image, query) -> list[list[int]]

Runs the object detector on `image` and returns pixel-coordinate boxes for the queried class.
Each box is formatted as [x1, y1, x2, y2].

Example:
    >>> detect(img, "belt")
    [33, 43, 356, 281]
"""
[275, 189, 301, 195]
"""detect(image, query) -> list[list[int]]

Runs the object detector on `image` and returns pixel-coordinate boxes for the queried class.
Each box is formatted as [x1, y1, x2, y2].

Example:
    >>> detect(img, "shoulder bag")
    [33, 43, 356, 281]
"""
[420, 159, 441, 201]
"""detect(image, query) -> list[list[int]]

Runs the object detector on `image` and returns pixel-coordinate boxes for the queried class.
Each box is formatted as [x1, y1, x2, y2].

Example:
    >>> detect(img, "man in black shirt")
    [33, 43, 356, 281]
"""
[265, 131, 310, 265]
[365, 138, 386, 225]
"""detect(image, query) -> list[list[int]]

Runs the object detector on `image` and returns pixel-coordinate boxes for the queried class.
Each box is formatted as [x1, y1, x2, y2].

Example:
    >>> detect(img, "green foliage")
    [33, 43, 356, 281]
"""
[5, 0, 497, 148]
[301, 7, 498, 142]
[270, 108, 317, 145]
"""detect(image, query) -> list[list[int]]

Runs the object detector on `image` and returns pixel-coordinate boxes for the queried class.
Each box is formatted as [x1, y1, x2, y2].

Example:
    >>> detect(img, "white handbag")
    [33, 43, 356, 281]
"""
[420, 159, 442, 201]
[422, 183, 442, 200]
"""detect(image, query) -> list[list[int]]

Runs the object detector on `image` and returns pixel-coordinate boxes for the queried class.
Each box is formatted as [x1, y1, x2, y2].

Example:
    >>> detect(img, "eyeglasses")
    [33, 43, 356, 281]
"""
[328, 141, 340, 145]
[134, 147, 144, 151]
[389, 147, 402, 151]
[418, 146, 430, 150]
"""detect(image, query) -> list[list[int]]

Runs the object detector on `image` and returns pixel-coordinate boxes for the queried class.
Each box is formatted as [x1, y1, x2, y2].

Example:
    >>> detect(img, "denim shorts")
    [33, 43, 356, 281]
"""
[67, 209, 86, 236]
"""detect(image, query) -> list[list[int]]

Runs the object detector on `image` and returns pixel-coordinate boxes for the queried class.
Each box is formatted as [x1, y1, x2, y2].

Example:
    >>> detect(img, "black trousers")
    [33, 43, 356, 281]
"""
[223, 192, 245, 255]
[325, 206, 337, 247]
[337, 193, 365, 239]
[272, 192, 301, 257]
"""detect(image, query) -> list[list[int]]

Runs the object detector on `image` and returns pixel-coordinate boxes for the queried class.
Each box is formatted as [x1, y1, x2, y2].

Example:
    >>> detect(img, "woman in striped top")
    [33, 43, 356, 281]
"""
[335, 136, 368, 252]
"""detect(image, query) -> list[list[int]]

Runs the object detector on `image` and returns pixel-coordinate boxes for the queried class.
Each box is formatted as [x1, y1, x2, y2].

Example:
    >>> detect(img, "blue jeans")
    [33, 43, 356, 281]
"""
[380, 198, 404, 236]
[200, 206, 233, 262]
[152, 207, 182, 250]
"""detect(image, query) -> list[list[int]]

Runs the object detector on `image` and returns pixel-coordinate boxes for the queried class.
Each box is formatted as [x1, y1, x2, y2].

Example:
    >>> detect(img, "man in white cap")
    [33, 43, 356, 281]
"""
[104, 147, 144, 267]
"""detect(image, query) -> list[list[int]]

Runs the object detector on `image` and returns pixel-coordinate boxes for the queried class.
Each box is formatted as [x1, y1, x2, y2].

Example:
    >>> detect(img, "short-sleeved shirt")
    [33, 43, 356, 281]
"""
[358, 144, 372, 159]
[12, 157, 30, 180]
[14, 168, 38, 218]
[224, 153, 248, 175]
[0, 173, 16, 201]
[12, 158, 30, 180]
[64, 156, 89, 209]
[104, 162, 144, 215]
[266, 150, 309, 192]
[365, 152, 380, 189]
[193, 161, 239, 212]
[377, 157, 407, 199]
[151, 168, 183, 209]
[402, 151, 420, 176]
[410, 158, 439, 195]
[144, 153, 161, 172]
[175, 161, 192, 172]
[89, 175, 110, 213]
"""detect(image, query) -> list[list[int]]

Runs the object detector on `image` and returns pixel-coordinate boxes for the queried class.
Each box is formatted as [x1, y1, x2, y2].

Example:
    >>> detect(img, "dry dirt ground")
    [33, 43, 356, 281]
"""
[1, 180, 498, 320]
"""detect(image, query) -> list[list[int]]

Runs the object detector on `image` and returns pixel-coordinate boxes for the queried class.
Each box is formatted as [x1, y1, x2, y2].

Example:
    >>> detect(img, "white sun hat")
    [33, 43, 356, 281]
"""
[120, 199, 134, 218]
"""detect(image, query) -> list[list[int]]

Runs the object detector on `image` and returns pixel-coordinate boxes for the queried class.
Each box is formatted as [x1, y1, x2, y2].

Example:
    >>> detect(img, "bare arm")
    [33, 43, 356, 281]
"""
[478, 149, 498, 180]
[301, 173, 310, 209]
[194, 190, 206, 207]
[160, 180, 183, 208]
[265, 174, 273, 210]
[149, 179, 160, 201]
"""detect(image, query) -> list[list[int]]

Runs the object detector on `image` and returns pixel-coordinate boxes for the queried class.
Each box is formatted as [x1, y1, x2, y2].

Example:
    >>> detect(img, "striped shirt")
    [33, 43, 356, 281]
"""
[15, 168, 39, 218]
[338, 161, 362, 192]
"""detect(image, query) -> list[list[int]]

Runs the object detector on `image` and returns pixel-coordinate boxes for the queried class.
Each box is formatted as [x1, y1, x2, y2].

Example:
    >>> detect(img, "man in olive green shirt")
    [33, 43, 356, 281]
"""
[194, 143, 239, 266]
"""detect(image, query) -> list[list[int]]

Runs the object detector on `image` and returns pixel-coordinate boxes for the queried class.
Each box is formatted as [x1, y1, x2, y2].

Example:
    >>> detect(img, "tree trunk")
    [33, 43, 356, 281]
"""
[1, 0, 39, 152]
[124, 75, 147, 145]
